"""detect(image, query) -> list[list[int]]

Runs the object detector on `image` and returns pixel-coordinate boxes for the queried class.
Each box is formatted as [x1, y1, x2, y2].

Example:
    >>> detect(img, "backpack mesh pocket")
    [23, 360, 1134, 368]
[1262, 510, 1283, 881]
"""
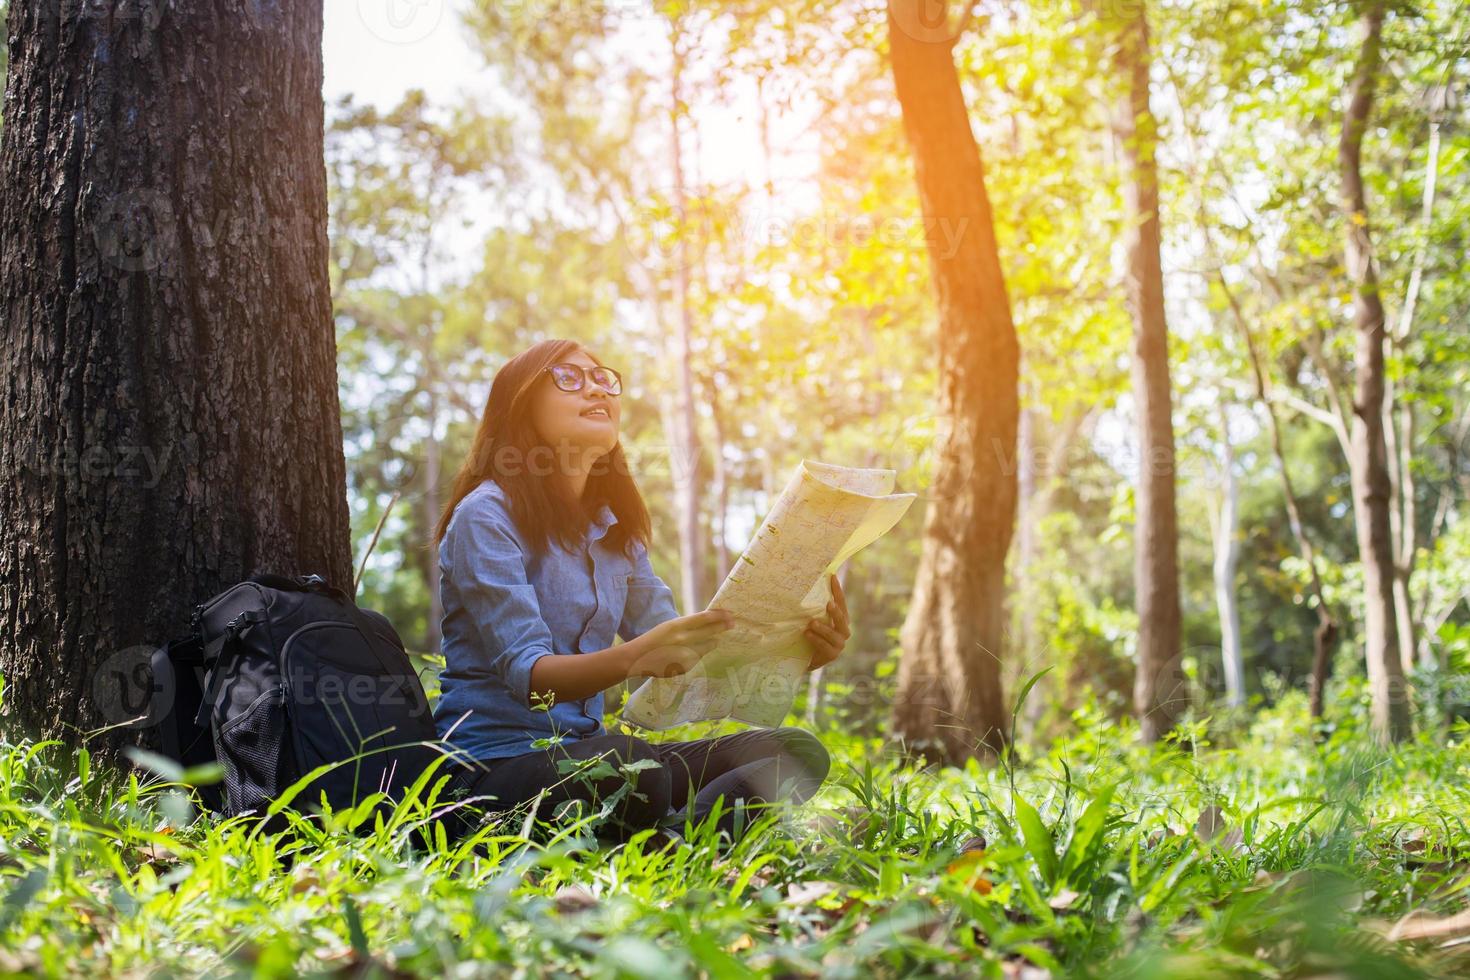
[215, 687, 288, 816]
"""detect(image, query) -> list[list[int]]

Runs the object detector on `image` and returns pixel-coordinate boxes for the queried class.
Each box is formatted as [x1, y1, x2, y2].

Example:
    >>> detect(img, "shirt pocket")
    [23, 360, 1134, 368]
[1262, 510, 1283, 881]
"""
[604, 565, 630, 632]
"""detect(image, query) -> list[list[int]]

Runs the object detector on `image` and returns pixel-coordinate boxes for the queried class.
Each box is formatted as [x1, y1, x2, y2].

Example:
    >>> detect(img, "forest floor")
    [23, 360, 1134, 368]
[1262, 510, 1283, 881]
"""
[2, 690, 1468, 978]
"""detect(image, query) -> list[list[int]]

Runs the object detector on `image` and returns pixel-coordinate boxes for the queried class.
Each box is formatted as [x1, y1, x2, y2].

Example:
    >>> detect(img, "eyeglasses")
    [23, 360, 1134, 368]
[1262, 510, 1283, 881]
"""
[545, 362, 623, 396]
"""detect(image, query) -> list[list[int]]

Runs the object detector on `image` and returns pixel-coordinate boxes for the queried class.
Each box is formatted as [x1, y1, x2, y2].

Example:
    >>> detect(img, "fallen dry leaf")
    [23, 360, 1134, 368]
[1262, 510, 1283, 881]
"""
[1048, 888, 1080, 910]
[1195, 806, 1245, 852]
[1388, 906, 1470, 942]
[0, 950, 41, 974]
[554, 885, 599, 914]
[318, 951, 417, 980]
[315, 946, 356, 964]
[291, 869, 323, 895]
[1195, 805, 1226, 842]
[785, 880, 841, 905]
[1002, 959, 1053, 979]
[132, 843, 178, 865]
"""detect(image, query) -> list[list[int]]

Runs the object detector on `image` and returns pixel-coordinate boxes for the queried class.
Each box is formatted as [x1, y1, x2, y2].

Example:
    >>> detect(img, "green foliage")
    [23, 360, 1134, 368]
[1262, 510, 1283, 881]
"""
[325, 0, 1470, 736]
[1, 694, 1466, 976]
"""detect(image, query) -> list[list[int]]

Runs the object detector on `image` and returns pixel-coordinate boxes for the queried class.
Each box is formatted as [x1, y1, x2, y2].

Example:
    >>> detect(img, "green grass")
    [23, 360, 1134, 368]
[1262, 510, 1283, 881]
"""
[1, 689, 1468, 978]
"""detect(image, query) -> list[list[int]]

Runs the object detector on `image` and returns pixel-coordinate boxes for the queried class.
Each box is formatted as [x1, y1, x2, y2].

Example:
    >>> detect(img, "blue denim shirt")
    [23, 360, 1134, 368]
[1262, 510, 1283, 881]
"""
[433, 479, 681, 760]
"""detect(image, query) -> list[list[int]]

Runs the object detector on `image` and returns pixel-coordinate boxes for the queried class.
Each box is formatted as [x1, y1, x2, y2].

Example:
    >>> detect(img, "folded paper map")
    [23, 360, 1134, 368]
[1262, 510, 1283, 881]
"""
[621, 460, 916, 729]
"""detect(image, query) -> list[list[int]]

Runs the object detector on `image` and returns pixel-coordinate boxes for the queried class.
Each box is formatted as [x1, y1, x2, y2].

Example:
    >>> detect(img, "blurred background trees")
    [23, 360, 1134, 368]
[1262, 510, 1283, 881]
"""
[322, 0, 1469, 759]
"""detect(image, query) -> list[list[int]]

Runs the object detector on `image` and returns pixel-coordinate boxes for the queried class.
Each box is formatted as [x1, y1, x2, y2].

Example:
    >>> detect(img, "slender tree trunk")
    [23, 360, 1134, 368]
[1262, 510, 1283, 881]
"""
[1387, 112, 1442, 672]
[1211, 402, 1244, 707]
[1221, 279, 1341, 719]
[708, 381, 732, 583]
[1340, 1, 1410, 743]
[1197, 130, 1345, 721]
[423, 384, 444, 655]
[0, 0, 352, 750]
[668, 24, 707, 614]
[1013, 396, 1048, 741]
[1015, 393, 1038, 668]
[1383, 346, 1416, 675]
[1384, 403, 1417, 674]
[887, 0, 1018, 763]
[1103, 2, 1184, 742]
[691, 118, 730, 589]
[416, 239, 444, 657]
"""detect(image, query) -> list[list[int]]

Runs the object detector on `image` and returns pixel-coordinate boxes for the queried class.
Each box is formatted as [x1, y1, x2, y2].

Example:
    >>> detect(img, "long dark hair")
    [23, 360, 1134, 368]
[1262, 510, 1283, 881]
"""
[433, 338, 652, 557]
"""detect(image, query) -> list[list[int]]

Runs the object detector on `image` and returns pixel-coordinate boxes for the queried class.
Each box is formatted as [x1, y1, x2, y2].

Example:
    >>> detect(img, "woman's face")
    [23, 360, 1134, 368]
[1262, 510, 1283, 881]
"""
[528, 348, 621, 465]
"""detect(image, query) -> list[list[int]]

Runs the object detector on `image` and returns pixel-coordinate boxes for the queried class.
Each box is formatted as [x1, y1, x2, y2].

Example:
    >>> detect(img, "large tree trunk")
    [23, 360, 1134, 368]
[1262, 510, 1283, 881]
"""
[1105, 3, 1184, 742]
[0, 1, 352, 751]
[0, 4, 7, 128]
[1340, 1, 1410, 743]
[887, 0, 1018, 764]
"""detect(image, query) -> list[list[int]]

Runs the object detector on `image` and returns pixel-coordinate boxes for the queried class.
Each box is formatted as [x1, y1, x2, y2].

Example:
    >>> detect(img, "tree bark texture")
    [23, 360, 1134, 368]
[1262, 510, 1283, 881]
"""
[0, 0, 352, 750]
[1339, 1, 1410, 743]
[887, 0, 1019, 763]
[1107, 3, 1185, 742]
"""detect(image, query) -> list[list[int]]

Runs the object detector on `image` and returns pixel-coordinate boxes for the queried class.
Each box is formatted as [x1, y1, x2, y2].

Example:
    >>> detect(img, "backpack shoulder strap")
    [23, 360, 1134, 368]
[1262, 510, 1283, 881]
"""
[192, 609, 268, 730]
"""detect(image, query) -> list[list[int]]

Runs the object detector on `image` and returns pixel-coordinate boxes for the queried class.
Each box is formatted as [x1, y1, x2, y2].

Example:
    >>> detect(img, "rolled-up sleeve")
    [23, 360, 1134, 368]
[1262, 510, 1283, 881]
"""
[446, 497, 556, 709]
[618, 538, 681, 641]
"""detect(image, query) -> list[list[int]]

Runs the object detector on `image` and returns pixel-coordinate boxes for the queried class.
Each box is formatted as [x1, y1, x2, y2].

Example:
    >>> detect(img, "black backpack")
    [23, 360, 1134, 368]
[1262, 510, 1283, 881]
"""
[150, 573, 442, 821]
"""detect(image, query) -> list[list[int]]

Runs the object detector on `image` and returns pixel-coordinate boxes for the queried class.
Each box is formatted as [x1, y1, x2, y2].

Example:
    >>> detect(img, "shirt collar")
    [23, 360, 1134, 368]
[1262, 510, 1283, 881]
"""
[588, 502, 616, 542]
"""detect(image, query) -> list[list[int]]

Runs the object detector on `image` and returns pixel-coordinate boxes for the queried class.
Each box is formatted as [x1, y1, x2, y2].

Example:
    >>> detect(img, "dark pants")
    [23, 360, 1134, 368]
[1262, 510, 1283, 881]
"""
[451, 727, 830, 841]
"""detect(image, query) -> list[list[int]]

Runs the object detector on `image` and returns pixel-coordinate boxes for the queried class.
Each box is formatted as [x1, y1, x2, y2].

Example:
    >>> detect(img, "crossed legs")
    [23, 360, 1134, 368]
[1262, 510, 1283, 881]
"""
[456, 727, 830, 841]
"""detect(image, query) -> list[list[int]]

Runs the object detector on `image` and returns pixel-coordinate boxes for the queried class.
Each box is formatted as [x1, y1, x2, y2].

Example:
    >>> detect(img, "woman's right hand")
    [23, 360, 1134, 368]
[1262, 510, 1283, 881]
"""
[623, 609, 735, 679]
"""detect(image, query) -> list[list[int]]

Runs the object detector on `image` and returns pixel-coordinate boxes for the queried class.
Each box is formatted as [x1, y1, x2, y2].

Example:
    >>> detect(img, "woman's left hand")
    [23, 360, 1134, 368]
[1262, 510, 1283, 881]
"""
[804, 574, 850, 671]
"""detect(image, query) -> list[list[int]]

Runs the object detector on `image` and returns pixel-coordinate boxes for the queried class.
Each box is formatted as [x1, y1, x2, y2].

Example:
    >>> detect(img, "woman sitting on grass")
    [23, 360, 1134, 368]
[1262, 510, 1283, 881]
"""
[431, 338, 843, 843]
